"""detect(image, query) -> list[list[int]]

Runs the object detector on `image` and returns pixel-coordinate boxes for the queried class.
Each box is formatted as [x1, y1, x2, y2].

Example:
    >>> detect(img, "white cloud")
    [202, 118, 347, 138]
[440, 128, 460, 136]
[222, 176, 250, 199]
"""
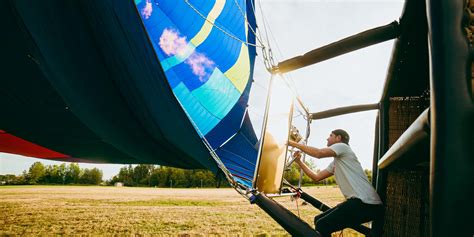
[185, 53, 215, 82]
[159, 28, 188, 56]
[141, 0, 153, 19]
[159, 28, 215, 81]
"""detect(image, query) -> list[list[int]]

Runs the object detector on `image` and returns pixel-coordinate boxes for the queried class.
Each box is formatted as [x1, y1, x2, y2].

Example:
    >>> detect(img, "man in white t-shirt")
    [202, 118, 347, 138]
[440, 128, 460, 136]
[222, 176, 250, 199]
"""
[287, 129, 383, 237]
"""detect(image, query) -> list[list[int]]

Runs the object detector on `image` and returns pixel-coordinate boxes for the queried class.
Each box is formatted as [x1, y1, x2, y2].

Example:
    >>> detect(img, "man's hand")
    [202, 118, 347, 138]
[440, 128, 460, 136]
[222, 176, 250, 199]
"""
[292, 151, 303, 165]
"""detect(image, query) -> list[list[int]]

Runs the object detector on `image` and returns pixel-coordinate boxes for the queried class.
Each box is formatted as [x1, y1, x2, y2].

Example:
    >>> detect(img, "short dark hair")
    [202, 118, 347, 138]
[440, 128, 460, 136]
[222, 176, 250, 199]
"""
[332, 129, 350, 144]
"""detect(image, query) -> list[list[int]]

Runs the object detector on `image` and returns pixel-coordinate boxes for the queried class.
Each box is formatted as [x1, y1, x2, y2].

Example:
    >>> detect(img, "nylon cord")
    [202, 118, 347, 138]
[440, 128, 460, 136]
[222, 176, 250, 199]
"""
[183, 0, 264, 48]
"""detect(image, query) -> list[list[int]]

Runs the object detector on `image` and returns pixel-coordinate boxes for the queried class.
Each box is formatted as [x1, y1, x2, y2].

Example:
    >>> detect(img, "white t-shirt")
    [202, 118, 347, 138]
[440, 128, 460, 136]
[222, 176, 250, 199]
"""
[325, 143, 382, 205]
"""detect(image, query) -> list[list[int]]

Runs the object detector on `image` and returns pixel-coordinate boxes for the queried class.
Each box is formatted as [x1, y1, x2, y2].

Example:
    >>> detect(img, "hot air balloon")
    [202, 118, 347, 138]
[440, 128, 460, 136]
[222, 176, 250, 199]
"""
[1, 0, 472, 236]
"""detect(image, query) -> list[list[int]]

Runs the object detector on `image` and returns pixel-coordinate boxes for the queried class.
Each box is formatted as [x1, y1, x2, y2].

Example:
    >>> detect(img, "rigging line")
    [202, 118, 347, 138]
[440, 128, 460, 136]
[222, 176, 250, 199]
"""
[232, 0, 266, 48]
[252, 1, 308, 114]
[251, 2, 305, 104]
[295, 105, 306, 118]
[295, 197, 301, 218]
[248, 0, 268, 50]
[283, 74, 309, 115]
[248, 107, 265, 118]
[250, 0, 275, 71]
[256, 0, 272, 50]
[278, 72, 303, 107]
[183, 0, 264, 48]
[293, 113, 304, 119]
[255, 0, 281, 71]
[263, 37, 304, 105]
[279, 75, 310, 116]
[250, 0, 270, 57]
[252, 79, 269, 90]
[280, 76, 299, 98]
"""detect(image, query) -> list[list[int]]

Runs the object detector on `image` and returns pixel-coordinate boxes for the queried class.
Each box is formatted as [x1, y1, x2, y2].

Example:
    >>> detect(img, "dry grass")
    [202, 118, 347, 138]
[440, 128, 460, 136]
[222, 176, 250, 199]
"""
[0, 186, 364, 236]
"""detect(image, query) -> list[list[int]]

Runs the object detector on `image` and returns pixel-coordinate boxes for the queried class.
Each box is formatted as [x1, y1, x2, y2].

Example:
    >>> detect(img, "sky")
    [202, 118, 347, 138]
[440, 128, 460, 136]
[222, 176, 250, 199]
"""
[0, 0, 404, 180]
[249, 0, 404, 171]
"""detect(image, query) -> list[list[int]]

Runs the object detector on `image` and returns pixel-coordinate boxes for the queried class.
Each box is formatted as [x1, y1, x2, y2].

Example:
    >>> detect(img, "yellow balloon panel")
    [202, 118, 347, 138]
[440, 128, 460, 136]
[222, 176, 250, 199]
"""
[256, 131, 287, 193]
[255, 76, 293, 194]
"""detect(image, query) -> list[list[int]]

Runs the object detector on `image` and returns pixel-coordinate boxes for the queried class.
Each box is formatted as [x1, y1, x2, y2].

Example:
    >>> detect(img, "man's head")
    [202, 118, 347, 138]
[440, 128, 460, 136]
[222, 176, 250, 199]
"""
[326, 129, 350, 146]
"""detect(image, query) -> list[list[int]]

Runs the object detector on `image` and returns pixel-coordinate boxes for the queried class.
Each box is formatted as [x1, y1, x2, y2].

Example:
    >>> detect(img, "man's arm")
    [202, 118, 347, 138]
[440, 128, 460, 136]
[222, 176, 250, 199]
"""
[288, 141, 336, 158]
[293, 152, 333, 182]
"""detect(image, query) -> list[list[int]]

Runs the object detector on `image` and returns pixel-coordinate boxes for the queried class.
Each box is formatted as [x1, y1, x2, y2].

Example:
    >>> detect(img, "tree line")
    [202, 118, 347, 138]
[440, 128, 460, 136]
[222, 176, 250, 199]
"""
[0, 161, 372, 187]
[0, 162, 222, 187]
[108, 165, 222, 188]
[0, 162, 102, 185]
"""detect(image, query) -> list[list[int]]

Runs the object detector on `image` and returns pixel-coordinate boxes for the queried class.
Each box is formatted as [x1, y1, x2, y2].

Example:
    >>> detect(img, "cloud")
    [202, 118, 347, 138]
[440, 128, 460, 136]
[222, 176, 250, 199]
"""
[159, 28, 215, 81]
[141, 0, 153, 19]
[159, 28, 188, 56]
[185, 53, 215, 82]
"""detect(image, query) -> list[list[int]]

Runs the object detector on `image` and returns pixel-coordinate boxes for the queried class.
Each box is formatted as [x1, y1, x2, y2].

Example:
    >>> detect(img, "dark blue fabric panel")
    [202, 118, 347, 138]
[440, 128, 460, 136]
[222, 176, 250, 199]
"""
[240, 112, 258, 146]
[220, 132, 258, 165]
[216, 0, 246, 41]
[246, 0, 257, 77]
[219, 161, 253, 179]
[216, 148, 255, 171]
[216, 150, 254, 180]
[204, 97, 246, 148]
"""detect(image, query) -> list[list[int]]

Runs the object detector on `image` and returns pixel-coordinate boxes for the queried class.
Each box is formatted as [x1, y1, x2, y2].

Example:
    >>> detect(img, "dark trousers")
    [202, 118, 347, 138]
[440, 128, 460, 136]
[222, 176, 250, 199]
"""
[314, 198, 383, 237]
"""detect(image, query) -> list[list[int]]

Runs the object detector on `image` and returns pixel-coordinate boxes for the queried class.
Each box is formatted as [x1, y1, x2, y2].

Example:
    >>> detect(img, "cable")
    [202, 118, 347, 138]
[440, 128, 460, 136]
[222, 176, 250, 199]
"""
[248, 106, 265, 118]
[183, 0, 263, 48]
[252, 79, 269, 91]
[250, 1, 309, 112]
[295, 196, 301, 218]
[255, 0, 277, 72]
[257, 0, 272, 51]
[232, 0, 266, 47]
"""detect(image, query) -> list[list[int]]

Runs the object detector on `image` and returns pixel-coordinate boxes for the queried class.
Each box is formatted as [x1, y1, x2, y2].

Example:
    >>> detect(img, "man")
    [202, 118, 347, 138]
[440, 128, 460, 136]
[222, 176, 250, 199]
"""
[287, 129, 383, 237]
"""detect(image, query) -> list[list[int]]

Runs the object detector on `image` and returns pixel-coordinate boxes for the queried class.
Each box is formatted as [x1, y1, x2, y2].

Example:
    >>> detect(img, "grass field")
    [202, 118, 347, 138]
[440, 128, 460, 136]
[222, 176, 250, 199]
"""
[0, 185, 364, 236]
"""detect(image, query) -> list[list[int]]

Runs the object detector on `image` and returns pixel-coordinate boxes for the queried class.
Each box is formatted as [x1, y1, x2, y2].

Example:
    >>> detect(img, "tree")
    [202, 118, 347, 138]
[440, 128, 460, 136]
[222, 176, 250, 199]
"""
[283, 161, 317, 186]
[283, 164, 301, 185]
[80, 168, 103, 185]
[133, 164, 153, 186]
[169, 168, 186, 187]
[0, 174, 24, 185]
[43, 164, 66, 184]
[149, 166, 168, 187]
[190, 170, 215, 187]
[116, 166, 134, 186]
[89, 168, 103, 185]
[65, 163, 81, 184]
[58, 163, 67, 184]
[26, 162, 45, 184]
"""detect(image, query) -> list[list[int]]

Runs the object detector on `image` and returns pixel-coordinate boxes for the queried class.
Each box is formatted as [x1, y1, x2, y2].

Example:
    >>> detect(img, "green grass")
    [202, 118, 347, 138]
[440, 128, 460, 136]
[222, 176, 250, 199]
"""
[0, 186, 360, 236]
